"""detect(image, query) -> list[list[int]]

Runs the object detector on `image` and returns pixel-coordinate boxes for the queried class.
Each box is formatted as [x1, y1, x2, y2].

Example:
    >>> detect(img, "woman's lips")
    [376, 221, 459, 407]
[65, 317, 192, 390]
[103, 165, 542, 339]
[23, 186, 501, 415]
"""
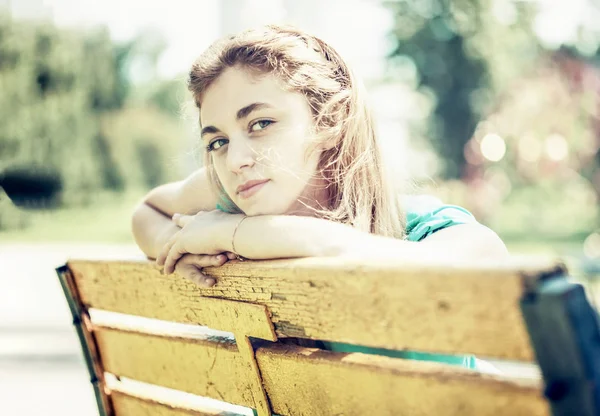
[237, 180, 270, 199]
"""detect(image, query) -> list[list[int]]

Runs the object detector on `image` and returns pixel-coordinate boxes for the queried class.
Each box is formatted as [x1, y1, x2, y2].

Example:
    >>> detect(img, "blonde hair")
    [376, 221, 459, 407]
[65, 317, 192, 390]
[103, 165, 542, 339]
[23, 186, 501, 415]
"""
[188, 25, 405, 238]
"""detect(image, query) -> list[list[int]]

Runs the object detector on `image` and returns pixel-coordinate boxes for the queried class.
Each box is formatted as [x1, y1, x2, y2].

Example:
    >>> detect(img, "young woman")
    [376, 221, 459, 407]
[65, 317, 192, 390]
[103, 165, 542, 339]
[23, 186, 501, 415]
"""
[132, 24, 507, 285]
[131, 24, 507, 373]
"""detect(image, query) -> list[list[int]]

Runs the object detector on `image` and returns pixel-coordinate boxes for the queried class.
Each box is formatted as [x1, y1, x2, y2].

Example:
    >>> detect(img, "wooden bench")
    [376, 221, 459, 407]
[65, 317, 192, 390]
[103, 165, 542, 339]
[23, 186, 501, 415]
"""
[56, 256, 600, 416]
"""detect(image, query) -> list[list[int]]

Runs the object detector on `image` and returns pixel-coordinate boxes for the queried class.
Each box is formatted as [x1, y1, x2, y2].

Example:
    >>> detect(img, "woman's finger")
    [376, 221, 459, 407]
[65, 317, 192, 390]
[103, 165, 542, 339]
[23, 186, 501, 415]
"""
[163, 242, 186, 275]
[225, 251, 237, 260]
[172, 213, 194, 228]
[186, 253, 228, 268]
[175, 261, 215, 287]
[156, 231, 179, 267]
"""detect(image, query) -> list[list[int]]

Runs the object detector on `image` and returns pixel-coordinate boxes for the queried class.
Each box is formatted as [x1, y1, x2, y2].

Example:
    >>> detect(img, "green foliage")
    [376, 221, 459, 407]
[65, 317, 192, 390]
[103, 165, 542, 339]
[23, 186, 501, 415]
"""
[0, 188, 145, 242]
[93, 133, 125, 191]
[136, 141, 164, 189]
[387, 0, 541, 178]
[146, 78, 188, 116]
[0, 191, 29, 230]
[0, 15, 123, 200]
[99, 106, 188, 190]
[0, 15, 189, 230]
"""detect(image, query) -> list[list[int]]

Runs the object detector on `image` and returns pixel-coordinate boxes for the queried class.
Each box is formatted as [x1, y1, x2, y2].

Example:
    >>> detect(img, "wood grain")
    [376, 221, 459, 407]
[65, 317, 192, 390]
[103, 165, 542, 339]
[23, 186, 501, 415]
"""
[97, 327, 548, 416]
[95, 327, 256, 408]
[256, 344, 549, 416]
[110, 391, 224, 416]
[68, 257, 559, 360]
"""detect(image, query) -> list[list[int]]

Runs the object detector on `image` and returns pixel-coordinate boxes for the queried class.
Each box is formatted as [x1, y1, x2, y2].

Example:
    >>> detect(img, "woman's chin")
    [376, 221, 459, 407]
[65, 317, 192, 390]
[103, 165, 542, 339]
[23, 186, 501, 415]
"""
[239, 201, 291, 217]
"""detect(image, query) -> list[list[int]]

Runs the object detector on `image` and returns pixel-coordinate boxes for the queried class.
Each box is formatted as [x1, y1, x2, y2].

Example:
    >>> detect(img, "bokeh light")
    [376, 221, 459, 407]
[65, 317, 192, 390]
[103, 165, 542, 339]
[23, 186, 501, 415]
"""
[480, 133, 507, 162]
[544, 133, 569, 162]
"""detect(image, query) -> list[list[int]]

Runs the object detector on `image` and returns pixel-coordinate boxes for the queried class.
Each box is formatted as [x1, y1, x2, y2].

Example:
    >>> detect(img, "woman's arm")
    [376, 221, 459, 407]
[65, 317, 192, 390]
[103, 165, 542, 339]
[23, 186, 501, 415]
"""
[131, 167, 219, 259]
[231, 215, 508, 262]
[160, 212, 509, 274]
[415, 222, 509, 261]
[131, 203, 182, 259]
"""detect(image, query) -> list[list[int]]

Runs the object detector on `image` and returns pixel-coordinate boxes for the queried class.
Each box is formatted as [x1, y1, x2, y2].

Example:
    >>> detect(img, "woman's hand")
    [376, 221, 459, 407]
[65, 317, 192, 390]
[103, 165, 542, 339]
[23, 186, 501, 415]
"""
[173, 253, 234, 287]
[156, 210, 244, 275]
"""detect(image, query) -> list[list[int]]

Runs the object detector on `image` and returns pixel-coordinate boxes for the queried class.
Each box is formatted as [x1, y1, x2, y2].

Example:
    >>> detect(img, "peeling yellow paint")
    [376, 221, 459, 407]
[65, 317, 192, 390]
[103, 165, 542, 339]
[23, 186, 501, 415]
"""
[69, 258, 543, 360]
[62, 257, 563, 415]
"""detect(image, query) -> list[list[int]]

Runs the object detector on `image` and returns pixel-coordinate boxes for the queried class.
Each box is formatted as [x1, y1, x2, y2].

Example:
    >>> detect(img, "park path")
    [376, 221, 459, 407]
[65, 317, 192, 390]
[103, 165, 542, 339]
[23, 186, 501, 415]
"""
[0, 243, 140, 415]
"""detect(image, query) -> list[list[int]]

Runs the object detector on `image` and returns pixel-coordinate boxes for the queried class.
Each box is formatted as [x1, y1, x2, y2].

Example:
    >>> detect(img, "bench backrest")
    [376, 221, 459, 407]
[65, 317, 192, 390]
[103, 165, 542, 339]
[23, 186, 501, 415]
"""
[56, 257, 600, 416]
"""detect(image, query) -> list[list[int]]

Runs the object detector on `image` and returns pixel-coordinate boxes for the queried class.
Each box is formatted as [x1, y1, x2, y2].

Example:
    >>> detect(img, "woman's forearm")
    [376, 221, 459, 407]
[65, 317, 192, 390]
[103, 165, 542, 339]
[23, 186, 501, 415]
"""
[131, 203, 180, 260]
[228, 215, 506, 262]
[230, 215, 401, 260]
[160, 211, 507, 271]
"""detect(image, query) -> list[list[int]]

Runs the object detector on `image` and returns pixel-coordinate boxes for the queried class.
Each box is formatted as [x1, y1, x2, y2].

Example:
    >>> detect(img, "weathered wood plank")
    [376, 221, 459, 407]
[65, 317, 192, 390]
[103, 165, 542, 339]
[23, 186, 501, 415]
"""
[97, 324, 548, 416]
[110, 391, 223, 416]
[69, 257, 564, 360]
[256, 344, 549, 416]
[105, 373, 253, 416]
[95, 327, 256, 408]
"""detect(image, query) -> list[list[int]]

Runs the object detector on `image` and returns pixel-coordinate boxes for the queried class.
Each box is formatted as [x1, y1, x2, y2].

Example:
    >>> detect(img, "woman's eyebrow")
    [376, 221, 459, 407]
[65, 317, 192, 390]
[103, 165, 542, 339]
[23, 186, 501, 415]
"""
[200, 125, 220, 138]
[236, 102, 273, 120]
[201, 102, 273, 139]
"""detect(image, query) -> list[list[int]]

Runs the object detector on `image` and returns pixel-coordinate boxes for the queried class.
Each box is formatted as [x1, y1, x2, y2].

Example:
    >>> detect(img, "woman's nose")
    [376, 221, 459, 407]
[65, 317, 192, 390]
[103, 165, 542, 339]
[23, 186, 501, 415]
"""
[226, 138, 256, 174]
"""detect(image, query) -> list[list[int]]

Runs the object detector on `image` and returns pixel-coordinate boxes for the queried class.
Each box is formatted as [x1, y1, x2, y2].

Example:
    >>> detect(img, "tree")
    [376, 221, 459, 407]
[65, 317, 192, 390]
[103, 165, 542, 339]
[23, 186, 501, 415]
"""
[387, 0, 540, 179]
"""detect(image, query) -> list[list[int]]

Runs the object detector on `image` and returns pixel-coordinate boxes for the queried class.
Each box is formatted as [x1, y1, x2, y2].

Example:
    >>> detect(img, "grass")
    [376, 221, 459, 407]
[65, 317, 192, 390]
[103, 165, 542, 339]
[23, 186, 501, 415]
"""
[0, 190, 146, 244]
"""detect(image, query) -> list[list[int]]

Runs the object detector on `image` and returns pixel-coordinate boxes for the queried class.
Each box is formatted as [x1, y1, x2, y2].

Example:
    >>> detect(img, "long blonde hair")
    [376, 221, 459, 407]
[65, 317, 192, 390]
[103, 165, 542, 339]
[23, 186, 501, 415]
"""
[188, 25, 405, 238]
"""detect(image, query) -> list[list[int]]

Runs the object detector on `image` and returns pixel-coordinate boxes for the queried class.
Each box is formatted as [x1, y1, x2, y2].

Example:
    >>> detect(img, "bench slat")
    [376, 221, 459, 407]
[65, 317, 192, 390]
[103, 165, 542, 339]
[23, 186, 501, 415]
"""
[95, 323, 548, 416]
[256, 344, 549, 416]
[69, 258, 562, 360]
[95, 327, 256, 408]
[69, 259, 552, 361]
[110, 391, 226, 416]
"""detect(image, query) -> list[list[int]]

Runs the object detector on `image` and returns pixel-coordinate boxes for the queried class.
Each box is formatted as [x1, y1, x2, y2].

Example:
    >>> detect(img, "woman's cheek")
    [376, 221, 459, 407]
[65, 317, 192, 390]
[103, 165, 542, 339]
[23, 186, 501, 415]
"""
[212, 161, 234, 197]
[256, 140, 282, 168]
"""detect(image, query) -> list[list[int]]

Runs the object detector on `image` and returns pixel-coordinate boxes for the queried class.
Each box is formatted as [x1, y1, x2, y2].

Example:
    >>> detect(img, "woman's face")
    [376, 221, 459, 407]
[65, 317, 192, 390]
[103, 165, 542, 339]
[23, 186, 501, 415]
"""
[200, 66, 326, 216]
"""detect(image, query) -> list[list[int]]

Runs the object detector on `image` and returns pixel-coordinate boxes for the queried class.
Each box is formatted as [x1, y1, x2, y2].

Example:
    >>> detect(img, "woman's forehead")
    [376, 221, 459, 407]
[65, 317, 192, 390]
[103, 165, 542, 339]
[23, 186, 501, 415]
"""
[200, 67, 308, 126]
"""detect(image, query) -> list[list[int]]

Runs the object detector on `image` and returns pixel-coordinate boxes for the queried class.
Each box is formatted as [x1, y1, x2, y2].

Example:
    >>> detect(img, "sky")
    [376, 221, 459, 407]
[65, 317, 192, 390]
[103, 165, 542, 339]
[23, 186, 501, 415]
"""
[7, 0, 600, 79]
[8, 0, 394, 80]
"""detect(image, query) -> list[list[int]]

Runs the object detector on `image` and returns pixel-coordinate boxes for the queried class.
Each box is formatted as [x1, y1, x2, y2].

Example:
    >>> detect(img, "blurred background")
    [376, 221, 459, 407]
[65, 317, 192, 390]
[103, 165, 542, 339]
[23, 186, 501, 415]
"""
[1, 0, 600, 414]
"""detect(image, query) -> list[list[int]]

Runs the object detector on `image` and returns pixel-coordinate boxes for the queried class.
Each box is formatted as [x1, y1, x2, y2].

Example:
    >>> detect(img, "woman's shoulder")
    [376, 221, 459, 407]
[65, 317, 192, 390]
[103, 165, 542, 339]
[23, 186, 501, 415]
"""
[400, 194, 477, 242]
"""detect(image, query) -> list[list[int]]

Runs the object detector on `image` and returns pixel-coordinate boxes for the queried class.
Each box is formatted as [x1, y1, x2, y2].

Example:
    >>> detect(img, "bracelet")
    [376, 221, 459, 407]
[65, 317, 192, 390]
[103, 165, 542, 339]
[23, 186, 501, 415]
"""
[231, 215, 247, 260]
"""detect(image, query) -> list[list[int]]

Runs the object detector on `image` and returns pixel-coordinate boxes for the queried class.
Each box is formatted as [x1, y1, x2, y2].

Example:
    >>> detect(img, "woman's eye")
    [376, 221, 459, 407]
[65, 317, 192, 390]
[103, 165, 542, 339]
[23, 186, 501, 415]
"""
[207, 138, 228, 152]
[249, 119, 273, 132]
